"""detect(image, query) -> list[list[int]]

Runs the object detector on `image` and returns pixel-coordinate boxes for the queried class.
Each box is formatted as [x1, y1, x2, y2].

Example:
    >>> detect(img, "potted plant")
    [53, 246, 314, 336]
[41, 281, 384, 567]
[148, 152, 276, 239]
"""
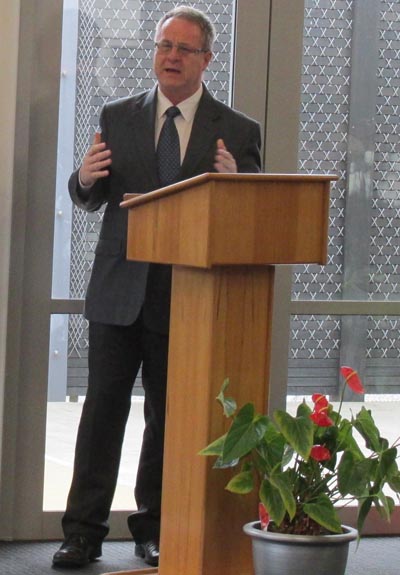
[200, 367, 400, 575]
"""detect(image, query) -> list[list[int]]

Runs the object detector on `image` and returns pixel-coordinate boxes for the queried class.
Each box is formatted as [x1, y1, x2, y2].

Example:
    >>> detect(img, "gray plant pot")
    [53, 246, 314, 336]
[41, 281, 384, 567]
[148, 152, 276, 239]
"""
[243, 521, 358, 575]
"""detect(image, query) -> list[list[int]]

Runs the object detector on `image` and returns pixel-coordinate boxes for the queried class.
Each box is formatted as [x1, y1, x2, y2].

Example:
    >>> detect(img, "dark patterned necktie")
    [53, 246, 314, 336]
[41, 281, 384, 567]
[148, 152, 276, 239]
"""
[157, 106, 181, 186]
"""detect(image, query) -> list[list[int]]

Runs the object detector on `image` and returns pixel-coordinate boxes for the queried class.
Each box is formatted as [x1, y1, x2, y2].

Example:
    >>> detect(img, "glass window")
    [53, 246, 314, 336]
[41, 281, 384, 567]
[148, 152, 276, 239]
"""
[289, 2, 400, 516]
[296, 0, 400, 303]
[292, 0, 400, 379]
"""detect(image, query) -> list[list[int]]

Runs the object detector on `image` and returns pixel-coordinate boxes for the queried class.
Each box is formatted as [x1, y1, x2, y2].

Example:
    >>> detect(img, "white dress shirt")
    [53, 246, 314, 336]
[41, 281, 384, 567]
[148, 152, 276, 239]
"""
[156, 85, 203, 163]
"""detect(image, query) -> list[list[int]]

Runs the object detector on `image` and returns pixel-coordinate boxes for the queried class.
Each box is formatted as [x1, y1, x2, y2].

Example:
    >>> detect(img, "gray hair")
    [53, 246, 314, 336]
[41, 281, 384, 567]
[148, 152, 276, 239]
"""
[155, 6, 216, 52]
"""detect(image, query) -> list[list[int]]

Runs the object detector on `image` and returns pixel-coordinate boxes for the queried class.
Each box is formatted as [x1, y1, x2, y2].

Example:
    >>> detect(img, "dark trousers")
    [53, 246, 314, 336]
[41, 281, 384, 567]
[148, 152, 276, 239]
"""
[62, 313, 169, 545]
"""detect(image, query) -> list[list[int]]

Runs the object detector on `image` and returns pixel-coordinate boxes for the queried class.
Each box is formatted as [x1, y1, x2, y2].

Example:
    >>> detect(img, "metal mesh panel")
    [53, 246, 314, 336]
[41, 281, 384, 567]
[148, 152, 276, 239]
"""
[367, 316, 400, 360]
[370, 0, 400, 301]
[298, 0, 400, 304]
[290, 315, 341, 362]
[290, 0, 400, 393]
[66, 314, 89, 398]
[289, 314, 341, 396]
[290, 314, 400, 396]
[365, 316, 400, 396]
[296, 0, 353, 302]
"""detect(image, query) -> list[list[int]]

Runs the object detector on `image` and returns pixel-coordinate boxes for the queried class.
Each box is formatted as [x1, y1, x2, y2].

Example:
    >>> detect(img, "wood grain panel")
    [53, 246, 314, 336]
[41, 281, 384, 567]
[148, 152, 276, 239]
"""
[123, 173, 334, 268]
[159, 266, 274, 575]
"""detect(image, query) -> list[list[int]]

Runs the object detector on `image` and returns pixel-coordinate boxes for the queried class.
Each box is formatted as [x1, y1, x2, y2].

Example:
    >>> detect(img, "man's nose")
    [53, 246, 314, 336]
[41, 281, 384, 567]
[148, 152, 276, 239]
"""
[167, 45, 181, 58]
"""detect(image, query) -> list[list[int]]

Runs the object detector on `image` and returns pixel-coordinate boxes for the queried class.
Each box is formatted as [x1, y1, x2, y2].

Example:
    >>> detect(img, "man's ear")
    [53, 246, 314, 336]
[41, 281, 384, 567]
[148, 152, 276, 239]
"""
[202, 51, 213, 70]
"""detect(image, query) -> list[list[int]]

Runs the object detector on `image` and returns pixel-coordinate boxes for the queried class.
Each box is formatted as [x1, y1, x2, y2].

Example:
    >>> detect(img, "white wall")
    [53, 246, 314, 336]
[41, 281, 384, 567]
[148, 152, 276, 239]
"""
[0, 1, 20, 466]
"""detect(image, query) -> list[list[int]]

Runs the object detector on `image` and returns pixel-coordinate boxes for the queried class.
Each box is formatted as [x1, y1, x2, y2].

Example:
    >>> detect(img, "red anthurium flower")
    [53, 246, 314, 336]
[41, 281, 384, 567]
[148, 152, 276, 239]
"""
[310, 445, 331, 461]
[340, 366, 365, 394]
[312, 393, 329, 412]
[259, 502, 270, 530]
[310, 411, 334, 427]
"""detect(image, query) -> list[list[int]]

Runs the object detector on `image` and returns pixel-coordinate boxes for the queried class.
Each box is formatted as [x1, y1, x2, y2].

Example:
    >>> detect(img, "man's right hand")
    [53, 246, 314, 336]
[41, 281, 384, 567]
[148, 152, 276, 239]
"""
[79, 131, 112, 188]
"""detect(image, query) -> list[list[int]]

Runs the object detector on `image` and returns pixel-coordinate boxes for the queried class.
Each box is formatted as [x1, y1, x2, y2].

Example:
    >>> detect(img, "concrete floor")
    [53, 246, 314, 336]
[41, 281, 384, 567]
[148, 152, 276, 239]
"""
[44, 395, 400, 511]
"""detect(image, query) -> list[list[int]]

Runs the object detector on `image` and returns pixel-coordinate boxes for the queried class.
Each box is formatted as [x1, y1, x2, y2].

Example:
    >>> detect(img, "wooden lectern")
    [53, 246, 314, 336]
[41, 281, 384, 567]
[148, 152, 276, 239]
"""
[111, 173, 334, 575]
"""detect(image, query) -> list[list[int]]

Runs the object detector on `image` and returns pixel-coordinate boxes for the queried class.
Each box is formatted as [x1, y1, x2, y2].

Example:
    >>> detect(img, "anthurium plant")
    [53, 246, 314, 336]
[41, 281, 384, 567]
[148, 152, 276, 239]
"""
[200, 367, 400, 536]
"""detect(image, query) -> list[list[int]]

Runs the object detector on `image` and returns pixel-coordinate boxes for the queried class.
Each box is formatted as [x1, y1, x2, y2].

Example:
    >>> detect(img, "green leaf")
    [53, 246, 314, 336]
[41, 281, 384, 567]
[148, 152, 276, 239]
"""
[379, 437, 390, 451]
[282, 444, 295, 467]
[337, 419, 363, 456]
[222, 403, 268, 463]
[212, 455, 239, 469]
[241, 460, 253, 472]
[375, 492, 395, 521]
[303, 494, 342, 534]
[216, 378, 237, 417]
[274, 410, 314, 461]
[357, 496, 373, 534]
[338, 450, 370, 497]
[257, 420, 286, 471]
[269, 469, 297, 520]
[296, 401, 312, 418]
[318, 425, 339, 447]
[259, 478, 286, 526]
[376, 447, 398, 485]
[198, 433, 226, 456]
[388, 471, 400, 493]
[353, 407, 381, 452]
[225, 470, 254, 494]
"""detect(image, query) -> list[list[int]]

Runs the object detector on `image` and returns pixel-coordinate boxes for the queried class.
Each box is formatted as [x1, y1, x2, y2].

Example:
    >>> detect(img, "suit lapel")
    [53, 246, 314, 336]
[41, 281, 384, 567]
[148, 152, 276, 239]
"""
[180, 88, 221, 180]
[127, 86, 160, 189]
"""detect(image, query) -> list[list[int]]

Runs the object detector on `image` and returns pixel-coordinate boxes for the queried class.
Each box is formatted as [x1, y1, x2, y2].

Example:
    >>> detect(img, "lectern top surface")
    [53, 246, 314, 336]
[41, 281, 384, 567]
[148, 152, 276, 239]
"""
[120, 171, 338, 209]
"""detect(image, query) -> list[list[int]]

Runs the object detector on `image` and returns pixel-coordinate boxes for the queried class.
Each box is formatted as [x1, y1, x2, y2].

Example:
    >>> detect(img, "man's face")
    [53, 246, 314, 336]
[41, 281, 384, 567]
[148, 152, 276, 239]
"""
[154, 17, 212, 104]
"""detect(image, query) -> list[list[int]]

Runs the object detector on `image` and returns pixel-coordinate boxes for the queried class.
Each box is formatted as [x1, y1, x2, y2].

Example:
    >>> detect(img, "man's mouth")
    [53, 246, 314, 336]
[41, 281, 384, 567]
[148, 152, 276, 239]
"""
[164, 67, 181, 74]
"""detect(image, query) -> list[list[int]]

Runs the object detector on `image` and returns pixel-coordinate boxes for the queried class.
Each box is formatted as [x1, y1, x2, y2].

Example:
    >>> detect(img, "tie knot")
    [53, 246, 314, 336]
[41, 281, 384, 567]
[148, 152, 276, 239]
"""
[165, 106, 180, 119]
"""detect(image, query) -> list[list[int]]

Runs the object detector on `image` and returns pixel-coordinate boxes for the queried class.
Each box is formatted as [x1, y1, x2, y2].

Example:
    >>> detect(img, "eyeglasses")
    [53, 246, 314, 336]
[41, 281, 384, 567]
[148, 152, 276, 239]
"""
[155, 41, 209, 56]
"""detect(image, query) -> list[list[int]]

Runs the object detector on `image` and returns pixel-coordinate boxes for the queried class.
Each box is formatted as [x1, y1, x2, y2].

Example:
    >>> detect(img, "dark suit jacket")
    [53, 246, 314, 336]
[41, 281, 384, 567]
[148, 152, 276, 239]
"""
[69, 85, 262, 330]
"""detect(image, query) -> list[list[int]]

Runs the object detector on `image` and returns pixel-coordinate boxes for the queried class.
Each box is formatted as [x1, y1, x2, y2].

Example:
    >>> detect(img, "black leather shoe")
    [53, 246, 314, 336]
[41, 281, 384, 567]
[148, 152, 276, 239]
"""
[52, 534, 102, 567]
[135, 540, 160, 567]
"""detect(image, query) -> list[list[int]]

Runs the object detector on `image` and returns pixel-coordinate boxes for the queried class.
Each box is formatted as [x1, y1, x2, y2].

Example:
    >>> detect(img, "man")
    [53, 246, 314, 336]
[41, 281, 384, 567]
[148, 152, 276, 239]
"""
[53, 5, 261, 569]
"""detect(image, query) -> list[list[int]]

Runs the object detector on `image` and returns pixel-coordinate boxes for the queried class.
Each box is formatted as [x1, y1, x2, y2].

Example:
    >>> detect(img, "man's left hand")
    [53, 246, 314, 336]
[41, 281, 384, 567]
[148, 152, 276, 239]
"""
[214, 138, 237, 173]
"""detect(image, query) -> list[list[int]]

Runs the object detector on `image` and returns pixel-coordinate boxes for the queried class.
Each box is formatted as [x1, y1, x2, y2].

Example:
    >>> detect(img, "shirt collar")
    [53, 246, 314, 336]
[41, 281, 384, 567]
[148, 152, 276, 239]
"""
[157, 85, 203, 122]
